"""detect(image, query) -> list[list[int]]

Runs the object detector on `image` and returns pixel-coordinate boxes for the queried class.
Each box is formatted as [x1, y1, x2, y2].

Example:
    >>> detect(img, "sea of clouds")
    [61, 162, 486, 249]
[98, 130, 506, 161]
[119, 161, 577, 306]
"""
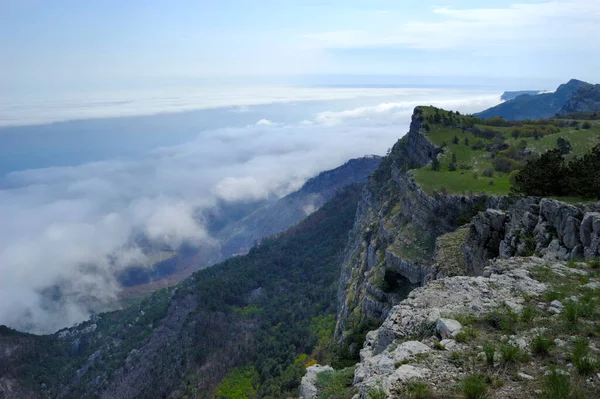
[0, 87, 502, 333]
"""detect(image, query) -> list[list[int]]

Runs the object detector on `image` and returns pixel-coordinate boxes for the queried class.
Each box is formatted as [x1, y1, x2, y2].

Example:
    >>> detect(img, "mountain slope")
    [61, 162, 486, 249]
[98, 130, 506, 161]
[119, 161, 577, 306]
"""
[217, 156, 381, 257]
[476, 79, 596, 120]
[0, 185, 363, 399]
[113, 156, 380, 302]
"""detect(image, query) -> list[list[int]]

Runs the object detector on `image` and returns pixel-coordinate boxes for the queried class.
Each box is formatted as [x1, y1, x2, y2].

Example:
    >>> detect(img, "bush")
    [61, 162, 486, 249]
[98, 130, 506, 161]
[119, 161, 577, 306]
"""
[582, 121, 591, 129]
[461, 374, 487, 399]
[531, 335, 553, 356]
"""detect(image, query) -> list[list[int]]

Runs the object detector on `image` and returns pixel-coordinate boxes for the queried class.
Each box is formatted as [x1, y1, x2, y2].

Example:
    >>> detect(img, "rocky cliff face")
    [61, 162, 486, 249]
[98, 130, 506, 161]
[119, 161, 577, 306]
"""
[335, 112, 502, 345]
[463, 198, 600, 276]
[335, 107, 600, 351]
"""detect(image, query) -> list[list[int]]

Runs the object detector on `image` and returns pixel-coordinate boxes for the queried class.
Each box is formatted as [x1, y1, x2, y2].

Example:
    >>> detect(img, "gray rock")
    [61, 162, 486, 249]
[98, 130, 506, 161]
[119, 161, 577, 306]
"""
[440, 339, 457, 350]
[389, 365, 431, 383]
[518, 372, 534, 380]
[392, 341, 431, 363]
[436, 318, 462, 339]
[299, 365, 333, 399]
[563, 216, 581, 250]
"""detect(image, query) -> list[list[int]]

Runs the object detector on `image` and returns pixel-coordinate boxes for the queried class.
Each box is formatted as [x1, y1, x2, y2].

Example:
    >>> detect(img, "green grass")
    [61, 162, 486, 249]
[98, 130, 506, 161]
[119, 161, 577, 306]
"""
[461, 374, 488, 399]
[499, 344, 525, 365]
[411, 106, 600, 196]
[412, 169, 511, 195]
[540, 370, 581, 399]
[531, 335, 553, 356]
[483, 343, 495, 367]
[316, 367, 356, 399]
[406, 381, 432, 399]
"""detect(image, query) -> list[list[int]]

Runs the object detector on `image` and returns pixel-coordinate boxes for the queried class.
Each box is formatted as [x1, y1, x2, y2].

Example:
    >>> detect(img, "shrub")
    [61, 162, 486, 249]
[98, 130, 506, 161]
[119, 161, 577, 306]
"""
[531, 334, 553, 356]
[461, 374, 487, 399]
[582, 121, 591, 129]
[483, 344, 495, 367]
[433, 342, 445, 350]
[407, 381, 432, 399]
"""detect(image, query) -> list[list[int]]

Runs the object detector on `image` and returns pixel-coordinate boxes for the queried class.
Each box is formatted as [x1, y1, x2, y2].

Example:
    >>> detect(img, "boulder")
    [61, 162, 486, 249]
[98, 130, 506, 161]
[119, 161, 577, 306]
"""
[391, 341, 431, 363]
[436, 318, 462, 339]
[389, 365, 431, 383]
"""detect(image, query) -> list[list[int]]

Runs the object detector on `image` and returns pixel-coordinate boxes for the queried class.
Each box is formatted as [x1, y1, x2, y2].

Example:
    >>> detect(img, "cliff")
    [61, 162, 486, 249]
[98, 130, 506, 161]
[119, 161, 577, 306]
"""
[322, 107, 600, 399]
[335, 111, 503, 347]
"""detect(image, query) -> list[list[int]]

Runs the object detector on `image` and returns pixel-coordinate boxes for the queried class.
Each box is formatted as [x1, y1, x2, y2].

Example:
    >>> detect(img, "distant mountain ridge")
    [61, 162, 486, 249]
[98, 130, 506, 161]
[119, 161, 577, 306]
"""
[500, 90, 542, 101]
[476, 79, 600, 120]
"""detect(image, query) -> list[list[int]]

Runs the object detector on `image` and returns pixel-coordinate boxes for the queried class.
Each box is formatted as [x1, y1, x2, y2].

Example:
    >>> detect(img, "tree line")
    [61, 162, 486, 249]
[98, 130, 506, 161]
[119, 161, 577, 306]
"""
[512, 145, 600, 199]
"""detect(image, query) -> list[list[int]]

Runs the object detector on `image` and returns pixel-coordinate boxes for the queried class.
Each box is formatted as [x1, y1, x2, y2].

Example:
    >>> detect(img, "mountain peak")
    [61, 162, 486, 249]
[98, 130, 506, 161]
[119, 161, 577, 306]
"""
[556, 78, 591, 93]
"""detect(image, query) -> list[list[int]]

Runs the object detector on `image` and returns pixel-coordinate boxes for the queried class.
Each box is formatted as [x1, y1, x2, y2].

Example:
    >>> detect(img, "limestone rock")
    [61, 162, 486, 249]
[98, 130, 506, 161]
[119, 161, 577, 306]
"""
[436, 318, 462, 340]
[389, 365, 431, 383]
[299, 365, 333, 399]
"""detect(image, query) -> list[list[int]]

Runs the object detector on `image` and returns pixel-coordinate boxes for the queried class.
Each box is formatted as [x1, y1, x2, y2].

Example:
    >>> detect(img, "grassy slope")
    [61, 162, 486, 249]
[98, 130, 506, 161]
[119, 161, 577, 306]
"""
[412, 107, 600, 196]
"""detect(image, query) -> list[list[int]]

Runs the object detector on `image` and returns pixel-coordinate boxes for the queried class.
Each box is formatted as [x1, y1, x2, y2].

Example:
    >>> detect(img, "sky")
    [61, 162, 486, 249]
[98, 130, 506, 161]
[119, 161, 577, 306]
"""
[1, 0, 599, 91]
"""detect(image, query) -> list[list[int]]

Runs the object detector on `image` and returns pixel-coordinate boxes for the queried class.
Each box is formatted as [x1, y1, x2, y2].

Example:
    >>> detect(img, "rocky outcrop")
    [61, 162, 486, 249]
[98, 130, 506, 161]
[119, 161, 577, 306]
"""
[461, 198, 600, 266]
[352, 257, 549, 397]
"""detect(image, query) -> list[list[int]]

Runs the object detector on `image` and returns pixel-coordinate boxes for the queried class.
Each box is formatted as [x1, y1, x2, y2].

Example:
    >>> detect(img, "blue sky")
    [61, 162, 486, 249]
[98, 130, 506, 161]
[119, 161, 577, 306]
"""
[2, 0, 599, 90]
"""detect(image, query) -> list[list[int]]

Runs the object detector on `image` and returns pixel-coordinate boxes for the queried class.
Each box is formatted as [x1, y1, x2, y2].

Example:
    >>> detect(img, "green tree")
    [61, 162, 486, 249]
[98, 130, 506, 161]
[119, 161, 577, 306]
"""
[556, 137, 572, 155]
[431, 157, 440, 171]
[512, 149, 565, 196]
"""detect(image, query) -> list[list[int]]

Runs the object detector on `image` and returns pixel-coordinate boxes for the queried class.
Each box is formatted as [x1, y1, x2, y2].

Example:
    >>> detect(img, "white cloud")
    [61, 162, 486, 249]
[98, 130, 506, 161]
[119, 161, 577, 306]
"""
[304, 0, 600, 52]
[0, 89, 501, 333]
[255, 119, 276, 126]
